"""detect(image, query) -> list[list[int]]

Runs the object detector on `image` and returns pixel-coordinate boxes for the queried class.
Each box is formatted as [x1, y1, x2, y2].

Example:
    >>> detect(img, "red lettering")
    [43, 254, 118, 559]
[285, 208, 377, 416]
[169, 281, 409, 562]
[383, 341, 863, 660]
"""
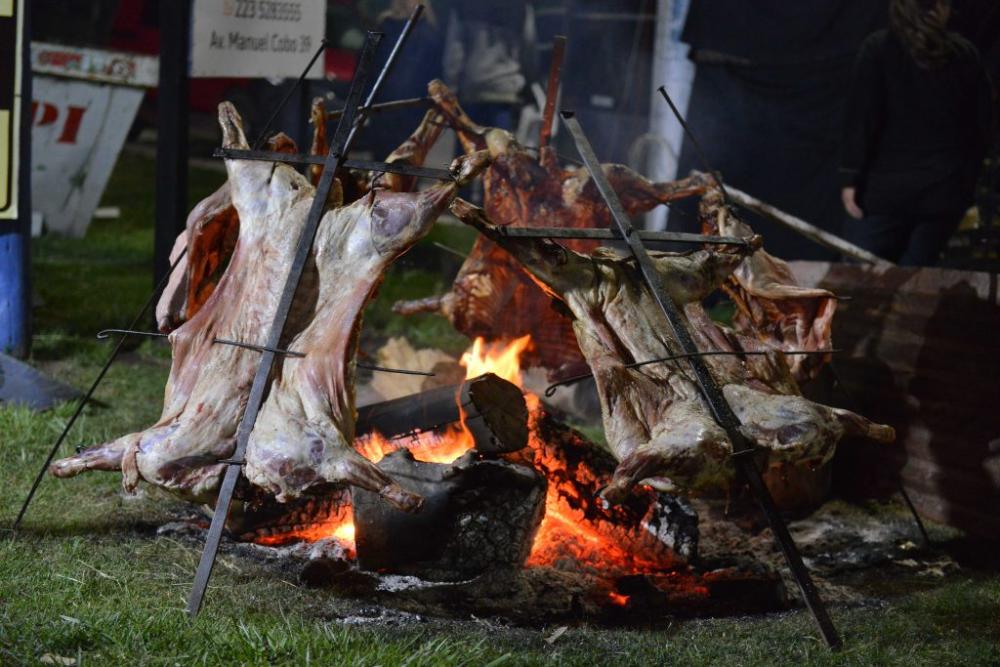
[38, 51, 82, 69]
[57, 106, 87, 144]
[33, 102, 59, 127]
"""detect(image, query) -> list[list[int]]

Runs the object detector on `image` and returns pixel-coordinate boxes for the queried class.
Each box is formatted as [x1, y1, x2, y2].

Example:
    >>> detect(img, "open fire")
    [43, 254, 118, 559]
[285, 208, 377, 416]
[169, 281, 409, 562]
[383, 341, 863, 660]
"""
[255, 334, 695, 605]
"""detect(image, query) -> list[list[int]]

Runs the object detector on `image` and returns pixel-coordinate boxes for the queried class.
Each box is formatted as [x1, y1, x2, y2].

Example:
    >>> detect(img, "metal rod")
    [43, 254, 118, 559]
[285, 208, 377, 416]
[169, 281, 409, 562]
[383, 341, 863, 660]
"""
[539, 35, 567, 149]
[724, 185, 891, 266]
[544, 348, 839, 397]
[898, 480, 933, 548]
[95, 329, 431, 374]
[828, 364, 929, 547]
[657, 85, 731, 204]
[211, 337, 305, 358]
[213, 148, 454, 181]
[12, 248, 188, 533]
[96, 328, 167, 340]
[188, 11, 418, 615]
[432, 241, 470, 260]
[326, 96, 431, 120]
[561, 111, 842, 650]
[251, 39, 328, 150]
[357, 363, 434, 377]
[342, 4, 424, 152]
[498, 226, 750, 247]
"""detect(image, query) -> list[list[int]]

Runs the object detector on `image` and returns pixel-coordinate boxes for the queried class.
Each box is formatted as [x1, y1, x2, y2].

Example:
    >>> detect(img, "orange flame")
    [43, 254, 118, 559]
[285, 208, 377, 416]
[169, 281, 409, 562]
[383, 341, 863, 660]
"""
[460, 335, 533, 384]
[261, 333, 683, 596]
[608, 592, 630, 607]
[253, 510, 357, 558]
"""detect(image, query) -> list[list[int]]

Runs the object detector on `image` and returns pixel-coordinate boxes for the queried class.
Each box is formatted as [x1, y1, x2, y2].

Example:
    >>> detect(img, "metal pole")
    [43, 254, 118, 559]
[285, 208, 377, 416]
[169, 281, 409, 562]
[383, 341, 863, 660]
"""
[153, 0, 191, 309]
[12, 249, 187, 532]
[0, 0, 30, 358]
[250, 39, 328, 151]
[561, 111, 842, 650]
[188, 6, 424, 615]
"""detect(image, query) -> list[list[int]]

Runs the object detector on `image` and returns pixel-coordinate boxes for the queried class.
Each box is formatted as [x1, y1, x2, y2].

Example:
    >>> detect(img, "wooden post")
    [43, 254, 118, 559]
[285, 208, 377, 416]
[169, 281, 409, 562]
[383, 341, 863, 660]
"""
[0, 0, 30, 358]
[154, 0, 191, 303]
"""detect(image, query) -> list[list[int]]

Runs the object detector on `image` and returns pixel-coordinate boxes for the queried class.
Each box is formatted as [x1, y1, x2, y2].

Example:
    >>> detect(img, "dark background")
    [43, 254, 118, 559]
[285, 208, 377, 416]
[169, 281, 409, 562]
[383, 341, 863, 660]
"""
[26, 0, 1000, 261]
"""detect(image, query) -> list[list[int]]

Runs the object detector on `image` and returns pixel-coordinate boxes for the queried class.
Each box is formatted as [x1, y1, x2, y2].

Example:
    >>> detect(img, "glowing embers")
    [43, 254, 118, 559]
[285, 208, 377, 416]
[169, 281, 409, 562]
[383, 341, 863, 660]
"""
[250, 334, 694, 589]
[355, 426, 474, 466]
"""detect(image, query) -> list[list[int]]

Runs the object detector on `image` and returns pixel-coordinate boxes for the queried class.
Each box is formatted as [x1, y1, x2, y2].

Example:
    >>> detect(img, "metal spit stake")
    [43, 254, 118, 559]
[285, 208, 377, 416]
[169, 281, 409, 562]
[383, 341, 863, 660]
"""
[11, 251, 188, 533]
[213, 148, 455, 182]
[188, 4, 426, 618]
[561, 110, 842, 650]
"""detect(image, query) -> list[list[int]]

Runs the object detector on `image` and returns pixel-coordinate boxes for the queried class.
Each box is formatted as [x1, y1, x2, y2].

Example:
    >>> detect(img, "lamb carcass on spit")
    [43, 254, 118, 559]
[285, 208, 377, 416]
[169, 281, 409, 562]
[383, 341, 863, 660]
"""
[451, 198, 895, 503]
[393, 80, 711, 376]
[51, 102, 468, 510]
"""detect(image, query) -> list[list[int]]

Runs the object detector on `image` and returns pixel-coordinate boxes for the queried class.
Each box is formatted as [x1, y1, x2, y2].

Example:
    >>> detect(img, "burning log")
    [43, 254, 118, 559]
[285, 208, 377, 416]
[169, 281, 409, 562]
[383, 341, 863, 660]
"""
[355, 372, 527, 454]
[237, 338, 700, 584]
[520, 408, 699, 573]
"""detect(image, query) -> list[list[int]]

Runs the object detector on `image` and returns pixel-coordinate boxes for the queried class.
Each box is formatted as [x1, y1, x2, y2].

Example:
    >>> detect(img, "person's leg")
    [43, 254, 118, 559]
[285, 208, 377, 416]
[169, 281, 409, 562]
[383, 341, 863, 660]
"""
[897, 211, 964, 266]
[842, 213, 910, 263]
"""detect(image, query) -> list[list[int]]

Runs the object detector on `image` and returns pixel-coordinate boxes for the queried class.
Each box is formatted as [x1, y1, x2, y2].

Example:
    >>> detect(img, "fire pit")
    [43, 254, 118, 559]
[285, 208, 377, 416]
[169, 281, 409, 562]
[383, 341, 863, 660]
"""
[206, 337, 790, 621]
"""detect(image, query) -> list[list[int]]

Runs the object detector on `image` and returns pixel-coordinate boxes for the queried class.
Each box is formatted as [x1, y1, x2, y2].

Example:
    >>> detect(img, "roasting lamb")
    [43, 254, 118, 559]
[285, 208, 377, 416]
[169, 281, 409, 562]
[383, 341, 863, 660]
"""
[393, 80, 712, 375]
[450, 198, 895, 503]
[52, 103, 469, 510]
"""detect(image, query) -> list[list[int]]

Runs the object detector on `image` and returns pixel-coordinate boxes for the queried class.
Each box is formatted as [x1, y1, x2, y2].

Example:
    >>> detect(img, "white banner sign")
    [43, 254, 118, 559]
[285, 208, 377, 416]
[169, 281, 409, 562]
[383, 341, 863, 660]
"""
[31, 76, 144, 237]
[191, 0, 326, 79]
[31, 42, 159, 87]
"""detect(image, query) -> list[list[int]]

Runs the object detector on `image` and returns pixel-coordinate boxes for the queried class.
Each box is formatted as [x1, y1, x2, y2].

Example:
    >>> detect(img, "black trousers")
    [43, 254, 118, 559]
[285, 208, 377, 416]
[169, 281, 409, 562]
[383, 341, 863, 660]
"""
[842, 209, 965, 266]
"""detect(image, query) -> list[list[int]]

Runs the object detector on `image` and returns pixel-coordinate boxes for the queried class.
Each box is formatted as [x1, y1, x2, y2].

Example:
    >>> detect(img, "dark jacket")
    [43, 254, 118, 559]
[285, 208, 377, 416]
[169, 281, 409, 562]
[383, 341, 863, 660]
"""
[840, 29, 994, 216]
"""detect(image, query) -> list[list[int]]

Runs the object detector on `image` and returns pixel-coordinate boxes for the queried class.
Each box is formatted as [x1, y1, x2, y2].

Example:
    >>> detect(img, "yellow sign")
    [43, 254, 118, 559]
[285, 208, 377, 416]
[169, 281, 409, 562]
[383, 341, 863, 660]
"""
[0, 0, 21, 219]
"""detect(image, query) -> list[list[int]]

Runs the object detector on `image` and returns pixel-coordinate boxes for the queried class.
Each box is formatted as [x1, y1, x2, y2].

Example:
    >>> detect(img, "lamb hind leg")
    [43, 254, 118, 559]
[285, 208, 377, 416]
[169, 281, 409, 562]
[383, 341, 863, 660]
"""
[723, 383, 896, 466]
[604, 168, 712, 214]
[49, 433, 139, 477]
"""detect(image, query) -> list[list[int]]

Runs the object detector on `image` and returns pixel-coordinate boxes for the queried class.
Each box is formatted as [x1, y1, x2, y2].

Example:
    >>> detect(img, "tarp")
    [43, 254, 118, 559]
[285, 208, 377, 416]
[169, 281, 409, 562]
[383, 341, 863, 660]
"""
[0, 353, 80, 411]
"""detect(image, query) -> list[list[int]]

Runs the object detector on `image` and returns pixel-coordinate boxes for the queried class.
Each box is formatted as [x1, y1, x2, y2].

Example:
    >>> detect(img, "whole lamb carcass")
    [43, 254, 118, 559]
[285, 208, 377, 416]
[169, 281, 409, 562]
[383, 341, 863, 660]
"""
[450, 198, 895, 503]
[51, 102, 467, 511]
[393, 80, 712, 376]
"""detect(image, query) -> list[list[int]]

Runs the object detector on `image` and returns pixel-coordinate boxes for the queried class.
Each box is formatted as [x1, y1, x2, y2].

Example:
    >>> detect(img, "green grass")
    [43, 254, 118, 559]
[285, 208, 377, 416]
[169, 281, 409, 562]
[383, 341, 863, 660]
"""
[2, 153, 999, 665]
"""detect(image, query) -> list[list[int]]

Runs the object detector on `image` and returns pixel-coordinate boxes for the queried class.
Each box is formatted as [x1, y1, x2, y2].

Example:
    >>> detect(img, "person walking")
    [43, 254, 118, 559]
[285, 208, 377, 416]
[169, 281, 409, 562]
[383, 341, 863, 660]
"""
[840, 0, 994, 266]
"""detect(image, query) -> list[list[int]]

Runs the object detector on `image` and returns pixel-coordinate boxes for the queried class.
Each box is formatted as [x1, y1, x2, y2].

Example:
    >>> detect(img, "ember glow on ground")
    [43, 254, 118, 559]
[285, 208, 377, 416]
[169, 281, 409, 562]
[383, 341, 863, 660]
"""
[1, 153, 998, 666]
